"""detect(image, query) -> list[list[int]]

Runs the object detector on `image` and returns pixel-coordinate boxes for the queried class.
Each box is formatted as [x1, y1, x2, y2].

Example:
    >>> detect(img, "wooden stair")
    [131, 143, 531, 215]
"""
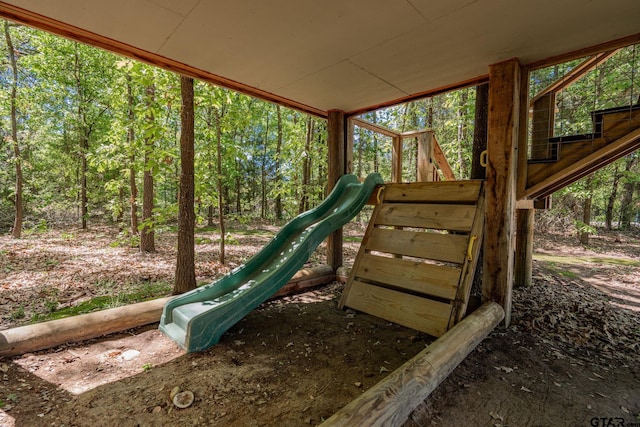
[339, 180, 484, 337]
[524, 104, 640, 199]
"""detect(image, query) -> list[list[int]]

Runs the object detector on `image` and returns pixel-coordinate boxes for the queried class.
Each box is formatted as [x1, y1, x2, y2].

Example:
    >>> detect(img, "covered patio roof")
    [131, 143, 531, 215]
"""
[1, 0, 639, 117]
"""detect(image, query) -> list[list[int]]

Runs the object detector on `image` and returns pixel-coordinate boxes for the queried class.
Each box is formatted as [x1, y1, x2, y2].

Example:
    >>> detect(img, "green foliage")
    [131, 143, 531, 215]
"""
[110, 231, 140, 248]
[30, 281, 172, 323]
[195, 236, 213, 245]
[1, 18, 638, 237]
[10, 305, 25, 320]
[573, 220, 598, 236]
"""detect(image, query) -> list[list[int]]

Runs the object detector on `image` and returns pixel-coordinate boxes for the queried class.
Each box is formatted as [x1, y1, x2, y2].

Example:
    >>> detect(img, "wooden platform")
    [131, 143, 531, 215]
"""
[524, 104, 640, 199]
[339, 180, 485, 337]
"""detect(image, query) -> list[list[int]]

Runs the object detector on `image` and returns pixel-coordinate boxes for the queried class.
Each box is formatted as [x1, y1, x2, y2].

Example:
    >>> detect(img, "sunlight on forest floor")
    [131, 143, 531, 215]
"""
[534, 253, 640, 312]
[14, 328, 183, 395]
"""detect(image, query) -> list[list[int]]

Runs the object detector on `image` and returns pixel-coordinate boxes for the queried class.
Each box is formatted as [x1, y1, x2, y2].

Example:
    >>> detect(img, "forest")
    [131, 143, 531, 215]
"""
[2, 22, 639, 250]
[1, 19, 639, 427]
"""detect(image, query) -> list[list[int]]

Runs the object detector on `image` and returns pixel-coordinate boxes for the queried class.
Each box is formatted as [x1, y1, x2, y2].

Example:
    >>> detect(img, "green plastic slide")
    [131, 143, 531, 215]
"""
[159, 173, 384, 352]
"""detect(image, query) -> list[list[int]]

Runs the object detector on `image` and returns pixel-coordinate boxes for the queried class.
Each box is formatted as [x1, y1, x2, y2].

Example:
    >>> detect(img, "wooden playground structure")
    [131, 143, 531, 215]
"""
[1, 1, 639, 425]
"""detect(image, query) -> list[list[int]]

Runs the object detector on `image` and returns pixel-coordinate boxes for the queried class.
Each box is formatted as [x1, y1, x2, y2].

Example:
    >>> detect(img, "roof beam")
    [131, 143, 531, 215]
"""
[530, 49, 619, 105]
[0, 1, 328, 118]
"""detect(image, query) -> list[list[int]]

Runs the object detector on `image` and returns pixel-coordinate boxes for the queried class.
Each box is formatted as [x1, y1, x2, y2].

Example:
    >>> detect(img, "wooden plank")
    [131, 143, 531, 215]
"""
[450, 186, 485, 326]
[524, 127, 640, 199]
[530, 50, 618, 104]
[432, 135, 456, 180]
[375, 203, 476, 231]
[515, 199, 534, 209]
[598, 109, 640, 139]
[383, 181, 481, 203]
[367, 228, 467, 264]
[343, 280, 453, 338]
[321, 302, 505, 427]
[417, 132, 434, 182]
[483, 59, 521, 326]
[350, 117, 400, 139]
[338, 201, 384, 309]
[354, 253, 461, 300]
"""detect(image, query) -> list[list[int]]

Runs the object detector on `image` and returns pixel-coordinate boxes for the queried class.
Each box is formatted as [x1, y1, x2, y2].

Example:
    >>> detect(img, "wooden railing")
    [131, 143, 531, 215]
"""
[348, 117, 455, 182]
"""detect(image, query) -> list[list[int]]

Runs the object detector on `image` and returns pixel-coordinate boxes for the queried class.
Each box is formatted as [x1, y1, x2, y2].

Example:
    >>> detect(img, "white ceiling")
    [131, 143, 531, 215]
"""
[1, 0, 639, 115]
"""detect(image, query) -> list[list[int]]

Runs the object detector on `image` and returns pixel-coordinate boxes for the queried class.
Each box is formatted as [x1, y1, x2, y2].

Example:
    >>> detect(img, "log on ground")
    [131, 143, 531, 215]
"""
[321, 301, 505, 427]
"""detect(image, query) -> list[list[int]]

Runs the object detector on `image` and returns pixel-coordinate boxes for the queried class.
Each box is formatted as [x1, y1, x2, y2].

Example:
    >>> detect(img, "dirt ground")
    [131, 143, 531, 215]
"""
[0, 225, 639, 426]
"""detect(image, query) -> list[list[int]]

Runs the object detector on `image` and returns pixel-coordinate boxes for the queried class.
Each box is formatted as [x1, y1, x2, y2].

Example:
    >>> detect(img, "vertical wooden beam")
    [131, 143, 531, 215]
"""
[483, 59, 522, 326]
[327, 110, 346, 269]
[514, 208, 534, 287]
[515, 66, 534, 288]
[417, 132, 435, 182]
[392, 135, 403, 182]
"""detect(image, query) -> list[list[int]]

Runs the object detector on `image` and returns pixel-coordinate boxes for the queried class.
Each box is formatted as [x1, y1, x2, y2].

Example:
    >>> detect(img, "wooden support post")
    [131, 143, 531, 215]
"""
[327, 110, 347, 269]
[417, 132, 435, 182]
[321, 302, 505, 427]
[483, 59, 522, 326]
[392, 135, 403, 183]
[514, 208, 534, 287]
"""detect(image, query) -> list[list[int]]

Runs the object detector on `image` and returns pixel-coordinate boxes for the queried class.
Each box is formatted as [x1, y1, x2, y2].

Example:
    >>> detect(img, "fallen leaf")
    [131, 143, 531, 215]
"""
[489, 411, 503, 421]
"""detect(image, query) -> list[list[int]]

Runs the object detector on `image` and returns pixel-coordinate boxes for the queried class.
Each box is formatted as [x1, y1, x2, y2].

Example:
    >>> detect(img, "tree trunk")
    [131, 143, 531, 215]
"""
[261, 111, 269, 219]
[456, 89, 469, 178]
[140, 84, 156, 253]
[299, 117, 313, 214]
[116, 186, 125, 226]
[80, 135, 88, 230]
[174, 76, 196, 294]
[372, 114, 379, 173]
[207, 205, 215, 227]
[470, 84, 489, 297]
[207, 114, 215, 227]
[127, 74, 139, 235]
[471, 83, 489, 180]
[356, 128, 363, 178]
[73, 48, 90, 230]
[605, 163, 621, 230]
[620, 154, 638, 230]
[275, 105, 283, 221]
[235, 158, 242, 214]
[5, 22, 22, 239]
[580, 195, 593, 245]
[215, 109, 226, 264]
[579, 175, 594, 244]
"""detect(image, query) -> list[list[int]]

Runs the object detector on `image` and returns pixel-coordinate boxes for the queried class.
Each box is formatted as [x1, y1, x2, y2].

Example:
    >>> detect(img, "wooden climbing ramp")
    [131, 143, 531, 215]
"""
[339, 180, 485, 337]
